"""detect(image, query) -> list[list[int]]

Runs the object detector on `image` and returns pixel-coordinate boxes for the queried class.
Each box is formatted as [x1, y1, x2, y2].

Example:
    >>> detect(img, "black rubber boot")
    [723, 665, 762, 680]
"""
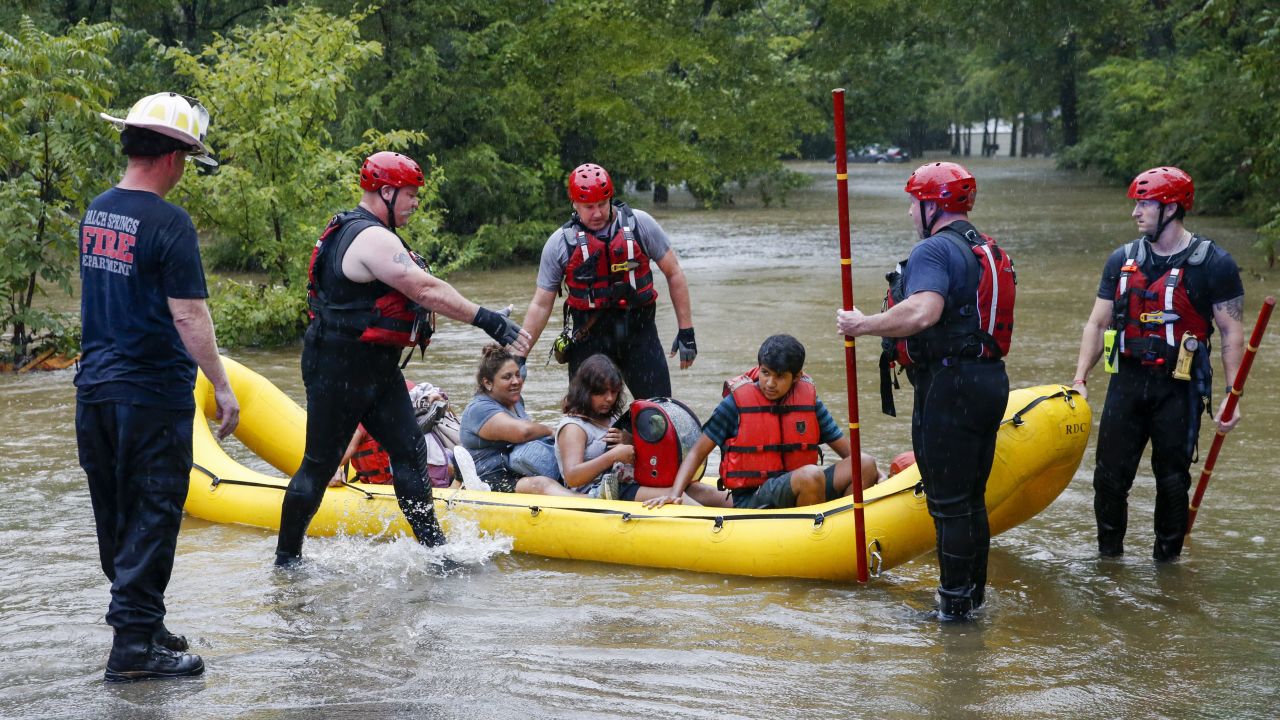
[105, 632, 204, 683]
[936, 591, 975, 623]
[152, 623, 189, 652]
[274, 551, 303, 568]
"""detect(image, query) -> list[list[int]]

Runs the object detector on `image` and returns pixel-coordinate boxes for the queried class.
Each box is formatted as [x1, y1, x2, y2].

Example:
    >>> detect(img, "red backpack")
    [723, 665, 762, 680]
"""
[880, 221, 1016, 415]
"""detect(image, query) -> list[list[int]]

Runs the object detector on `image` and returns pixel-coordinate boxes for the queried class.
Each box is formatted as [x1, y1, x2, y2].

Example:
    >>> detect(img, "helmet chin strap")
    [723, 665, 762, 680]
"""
[1149, 202, 1172, 246]
[920, 199, 941, 237]
[381, 187, 402, 232]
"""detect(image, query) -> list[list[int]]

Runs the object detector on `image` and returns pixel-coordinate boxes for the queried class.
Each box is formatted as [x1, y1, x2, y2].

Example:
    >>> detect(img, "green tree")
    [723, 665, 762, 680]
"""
[1062, 0, 1280, 265]
[339, 0, 818, 260]
[161, 5, 438, 284]
[0, 17, 119, 365]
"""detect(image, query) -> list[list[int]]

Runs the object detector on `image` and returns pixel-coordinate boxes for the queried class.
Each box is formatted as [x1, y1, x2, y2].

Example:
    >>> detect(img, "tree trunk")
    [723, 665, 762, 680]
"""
[1058, 32, 1080, 147]
[1021, 112, 1031, 157]
[951, 123, 961, 155]
[653, 184, 669, 204]
[1009, 114, 1019, 157]
[981, 117, 990, 157]
[908, 118, 927, 160]
[183, 0, 199, 47]
[963, 125, 972, 156]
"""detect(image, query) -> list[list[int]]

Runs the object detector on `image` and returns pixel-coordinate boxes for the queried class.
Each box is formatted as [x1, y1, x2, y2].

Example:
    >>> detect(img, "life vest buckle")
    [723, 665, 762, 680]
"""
[610, 260, 639, 273]
[1138, 311, 1180, 324]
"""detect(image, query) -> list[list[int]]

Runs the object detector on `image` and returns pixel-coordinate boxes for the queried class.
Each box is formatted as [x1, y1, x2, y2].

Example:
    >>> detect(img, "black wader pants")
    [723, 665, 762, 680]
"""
[276, 326, 445, 562]
[77, 402, 193, 640]
[911, 358, 1008, 616]
[567, 304, 672, 400]
[1093, 359, 1199, 561]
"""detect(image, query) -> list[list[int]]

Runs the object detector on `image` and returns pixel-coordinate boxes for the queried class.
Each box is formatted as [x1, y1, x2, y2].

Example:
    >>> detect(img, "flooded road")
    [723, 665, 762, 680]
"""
[2, 157, 1277, 718]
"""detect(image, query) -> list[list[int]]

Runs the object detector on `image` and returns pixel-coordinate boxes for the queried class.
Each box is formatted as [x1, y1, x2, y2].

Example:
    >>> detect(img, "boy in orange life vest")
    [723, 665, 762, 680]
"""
[643, 335, 879, 511]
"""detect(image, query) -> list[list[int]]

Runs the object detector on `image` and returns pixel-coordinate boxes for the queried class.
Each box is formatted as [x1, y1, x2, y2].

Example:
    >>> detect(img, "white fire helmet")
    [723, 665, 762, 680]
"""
[100, 92, 217, 167]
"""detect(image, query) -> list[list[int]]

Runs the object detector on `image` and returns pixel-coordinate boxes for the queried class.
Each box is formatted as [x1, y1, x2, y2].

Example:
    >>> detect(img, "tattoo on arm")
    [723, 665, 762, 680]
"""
[392, 252, 415, 270]
[1215, 296, 1244, 323]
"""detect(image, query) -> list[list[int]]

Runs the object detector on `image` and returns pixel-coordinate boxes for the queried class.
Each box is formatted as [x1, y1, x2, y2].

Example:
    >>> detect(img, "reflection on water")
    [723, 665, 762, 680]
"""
[1, 157, 1277, 718]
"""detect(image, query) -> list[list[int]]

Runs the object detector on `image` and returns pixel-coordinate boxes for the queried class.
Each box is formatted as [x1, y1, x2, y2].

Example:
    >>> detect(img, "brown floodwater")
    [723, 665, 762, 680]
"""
[2, 157, 1277, 719]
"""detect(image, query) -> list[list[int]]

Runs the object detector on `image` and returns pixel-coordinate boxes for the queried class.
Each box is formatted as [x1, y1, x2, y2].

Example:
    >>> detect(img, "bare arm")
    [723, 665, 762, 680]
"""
[835, 291, 944, 339]
[349, 227, 479, 322]
[556, 423, 634, 489]
[1212, 295, 1246, 432]
[346, 226, 531, 353]
[477, 411, 553, 444]
[167, 297, 239, 439]
[329, 427, 366, 486]
[827, 435, 852, 460]
[1071, 298, 1114, 400]
[655, 249, 693, 329]
[518, 287, 558, 359]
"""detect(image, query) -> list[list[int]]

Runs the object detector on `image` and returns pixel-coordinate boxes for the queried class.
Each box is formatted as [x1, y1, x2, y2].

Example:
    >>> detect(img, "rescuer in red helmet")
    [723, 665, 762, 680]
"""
[275, 151, 532, 566]
[515, 162, 696, 401]
[1071, 165, 1244, 562]
[835, 161, 1015, 622]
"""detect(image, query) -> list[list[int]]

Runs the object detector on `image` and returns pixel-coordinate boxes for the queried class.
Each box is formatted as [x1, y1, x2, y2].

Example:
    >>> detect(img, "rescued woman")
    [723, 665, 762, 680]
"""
[459, 344, 575, 496]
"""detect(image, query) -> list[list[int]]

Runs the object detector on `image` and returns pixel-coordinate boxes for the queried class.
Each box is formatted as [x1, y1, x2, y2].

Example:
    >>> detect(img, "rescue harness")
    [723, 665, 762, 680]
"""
[879, 221, 1016, 416]
[307, 206, 434, 361]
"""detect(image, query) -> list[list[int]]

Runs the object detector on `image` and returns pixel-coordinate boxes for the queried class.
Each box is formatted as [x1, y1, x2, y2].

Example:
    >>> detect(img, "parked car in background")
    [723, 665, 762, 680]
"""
[881, 146, 909, 163]
[827, 144, 910, 163]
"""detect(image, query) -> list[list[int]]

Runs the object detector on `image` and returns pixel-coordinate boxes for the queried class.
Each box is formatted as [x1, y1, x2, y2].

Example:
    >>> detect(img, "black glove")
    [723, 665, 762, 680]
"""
[515, 354, 528, 380]
[669, 327, 697, 364]
[473, 306, 522, 346]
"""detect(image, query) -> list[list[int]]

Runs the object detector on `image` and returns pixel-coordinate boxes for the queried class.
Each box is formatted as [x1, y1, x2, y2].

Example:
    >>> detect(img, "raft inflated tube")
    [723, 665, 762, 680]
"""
[188, 356, 1091, 583]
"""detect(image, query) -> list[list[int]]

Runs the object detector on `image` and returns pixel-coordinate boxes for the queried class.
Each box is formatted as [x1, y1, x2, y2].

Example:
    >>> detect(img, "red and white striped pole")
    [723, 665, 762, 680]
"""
[832, 88, 869, 583]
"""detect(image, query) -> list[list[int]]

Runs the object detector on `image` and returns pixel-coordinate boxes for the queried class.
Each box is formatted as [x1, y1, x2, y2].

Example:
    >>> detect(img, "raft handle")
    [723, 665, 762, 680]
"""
[813, 513, 825, 529]
[530, 506, 541, 517]
[912, 482, 925, 499]
[621, 512, 633, 523]
[868, 539, 884, 578]
[193, 462, 221, 487]
[712, 516, 724, 533]
[341, 481, 375, 500]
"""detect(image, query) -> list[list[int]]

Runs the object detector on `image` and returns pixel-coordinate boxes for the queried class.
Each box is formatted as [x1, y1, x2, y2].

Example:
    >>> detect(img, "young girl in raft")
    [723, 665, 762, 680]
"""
[555, 353, 710, 504]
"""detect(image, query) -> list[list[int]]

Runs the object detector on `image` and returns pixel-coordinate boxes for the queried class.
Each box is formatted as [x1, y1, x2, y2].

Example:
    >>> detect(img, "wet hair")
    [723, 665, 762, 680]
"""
[562, 353, 626, 419]
[120, 126, 192, 159]
[757, 334, 806, 376]
[1170, 204, 1187, 222]
[475, 343, 518, 394]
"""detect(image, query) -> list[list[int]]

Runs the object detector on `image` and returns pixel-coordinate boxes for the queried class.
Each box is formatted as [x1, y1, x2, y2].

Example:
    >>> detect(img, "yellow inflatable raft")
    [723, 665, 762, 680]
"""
[187, 356, 1091, 582]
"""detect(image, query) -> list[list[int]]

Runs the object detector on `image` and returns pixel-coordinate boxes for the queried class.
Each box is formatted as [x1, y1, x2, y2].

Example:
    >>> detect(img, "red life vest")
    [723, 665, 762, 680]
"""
[307, 207, 435, 349]
[1111, 237, 1212, 367]
[718, 367, 822, 490]
[879, 221, 1016, 416]
[562, 202, 657, 312]
[350, 434, 393, 484]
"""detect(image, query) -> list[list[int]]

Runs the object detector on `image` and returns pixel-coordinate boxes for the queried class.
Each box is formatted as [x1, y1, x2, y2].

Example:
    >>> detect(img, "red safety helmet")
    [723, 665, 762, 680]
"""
[1128, 166, 1194, 212]
[567, 163, 614, 203]
[904, 162, 977, 213]
[360, 152, 425, 192]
